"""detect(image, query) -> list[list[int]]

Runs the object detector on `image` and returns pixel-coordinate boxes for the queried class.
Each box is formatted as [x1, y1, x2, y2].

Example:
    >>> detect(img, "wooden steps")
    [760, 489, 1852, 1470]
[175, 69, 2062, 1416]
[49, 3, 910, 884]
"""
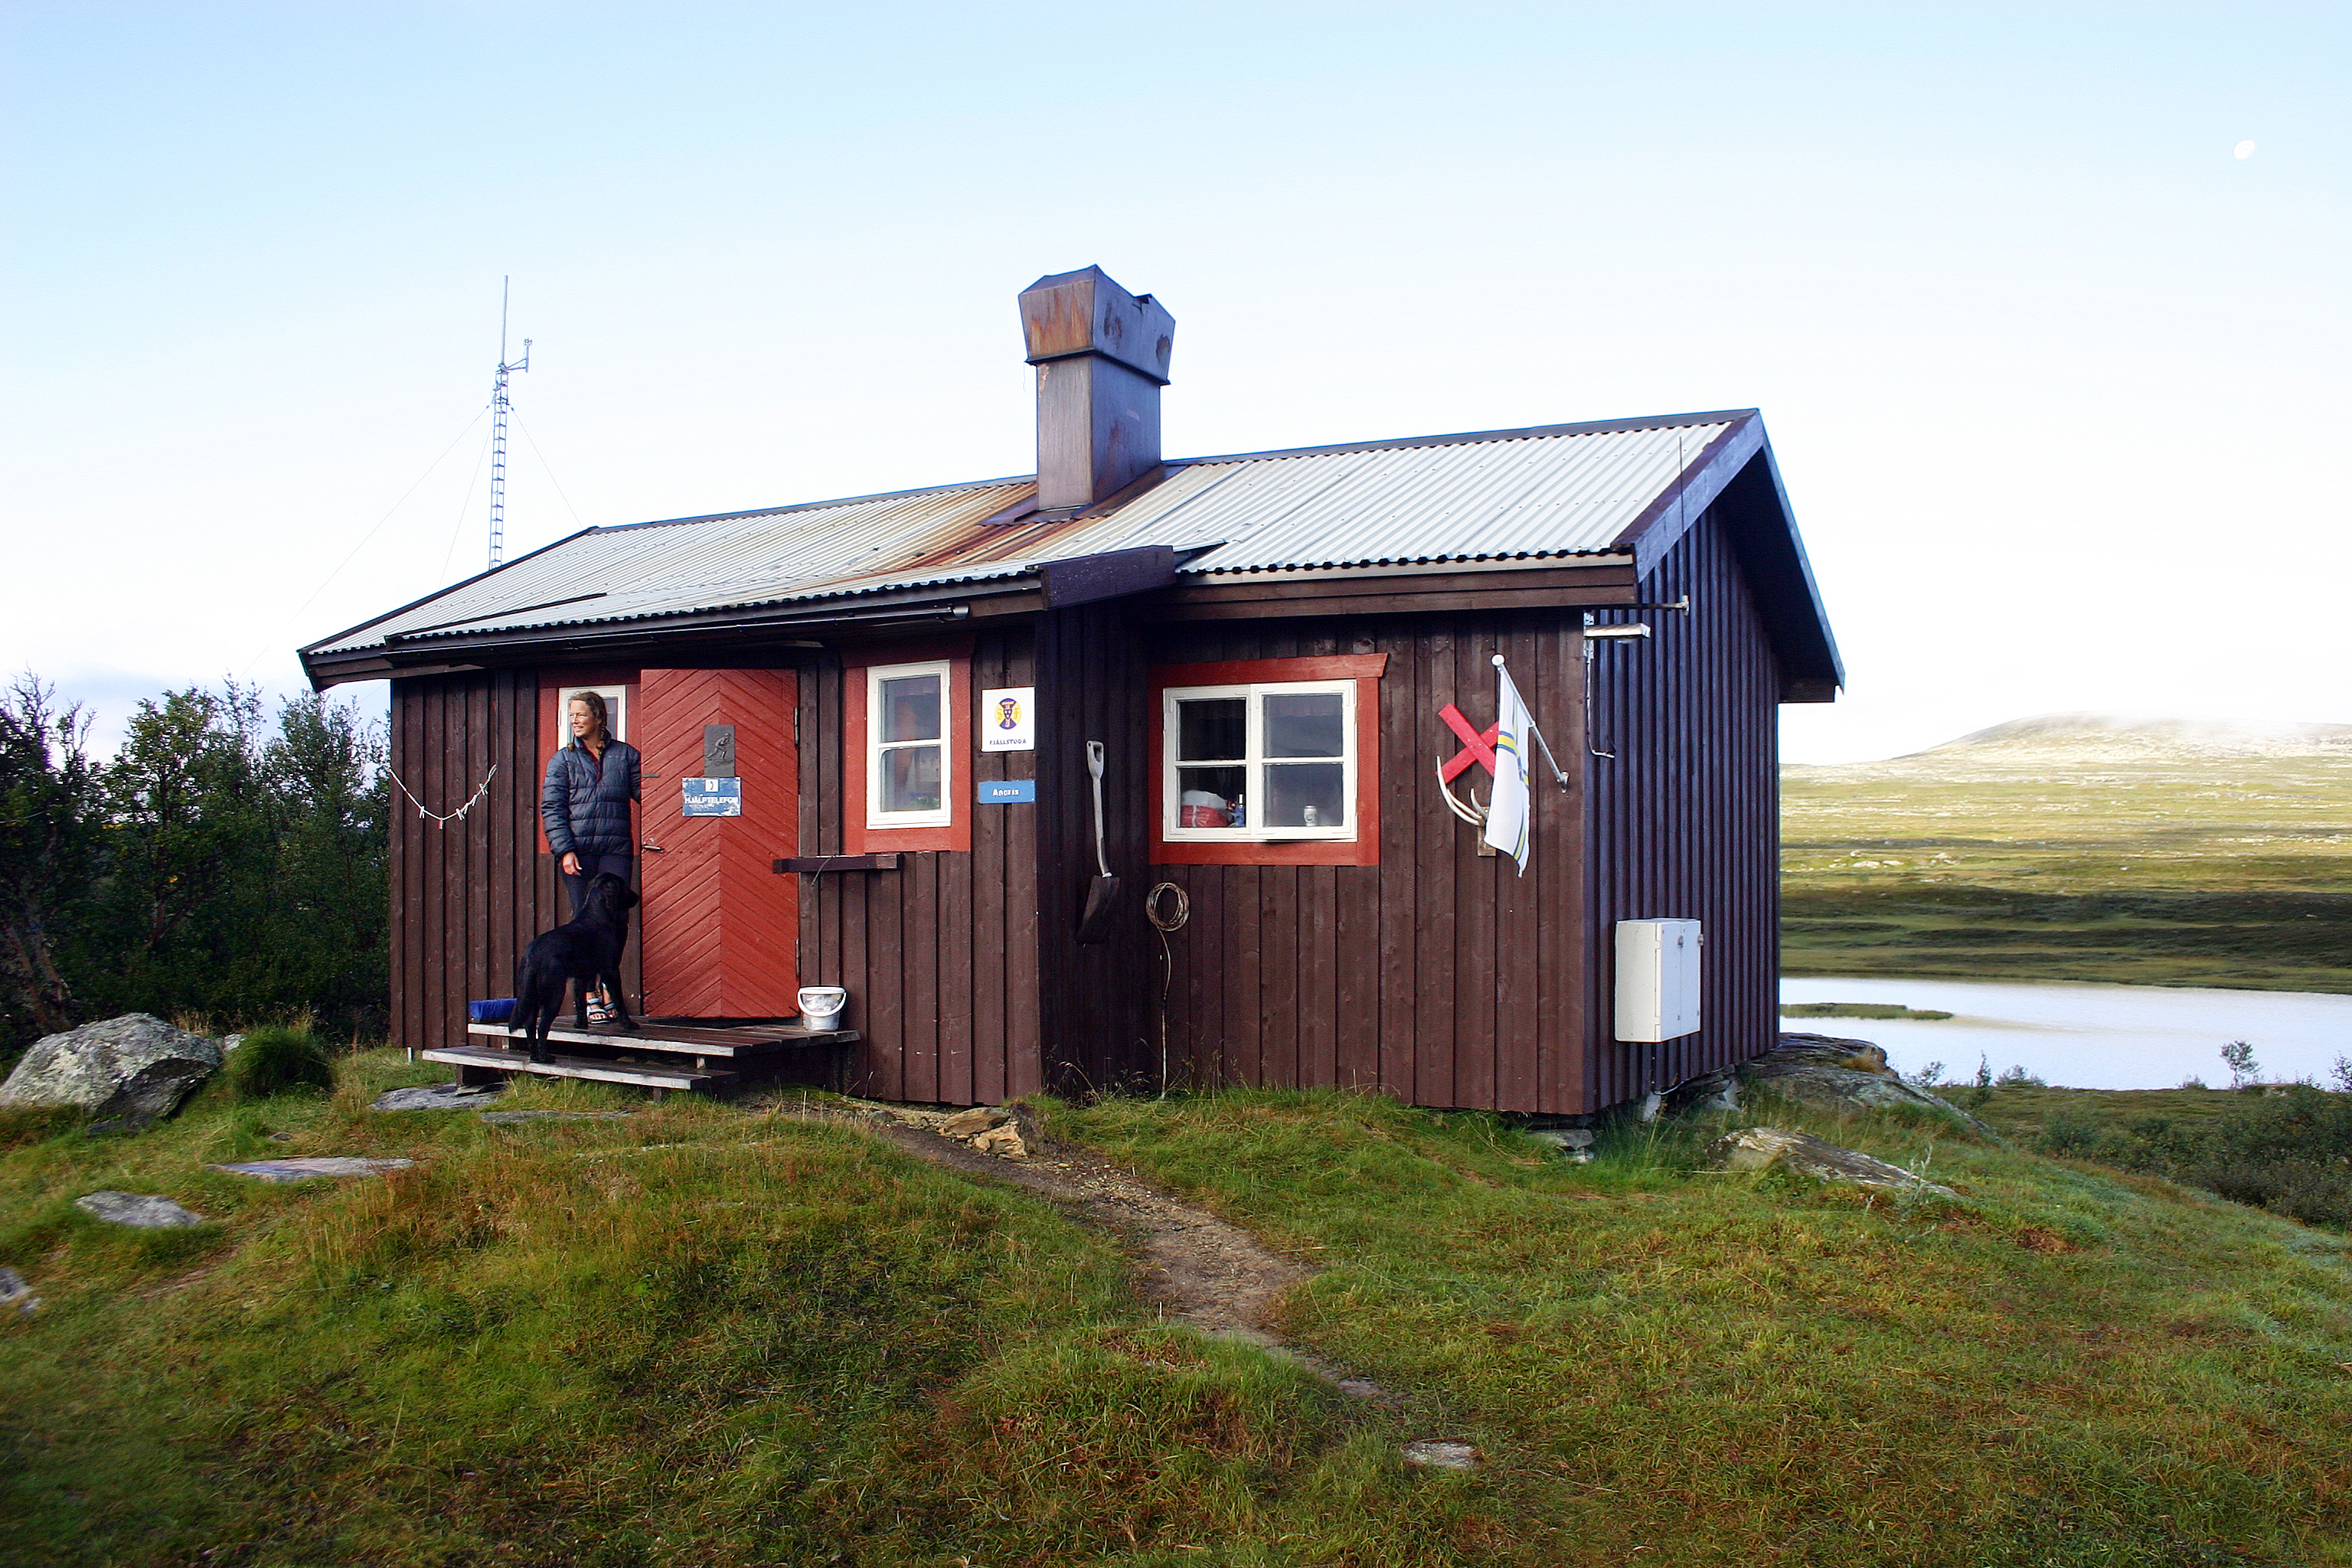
[445, 1018, 861, 1095]
[465, 1020, 858, 1060]
[424, 1044, 733, 1093]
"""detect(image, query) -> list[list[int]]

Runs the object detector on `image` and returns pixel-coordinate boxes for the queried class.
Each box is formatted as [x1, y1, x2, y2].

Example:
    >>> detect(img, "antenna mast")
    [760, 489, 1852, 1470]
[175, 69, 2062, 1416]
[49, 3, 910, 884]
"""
[488, 276, 531, 569]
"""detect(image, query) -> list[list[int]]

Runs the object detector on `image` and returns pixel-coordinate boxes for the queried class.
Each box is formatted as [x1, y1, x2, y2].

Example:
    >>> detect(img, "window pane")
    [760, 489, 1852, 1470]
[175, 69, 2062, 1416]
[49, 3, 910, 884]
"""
[1176, 697, 1246, 761]
[881, 743, 942, 812]
[1176, 766, 1246, 827]
[879, 675, 941, 742]
[1264, 691, 1344, 758]
[1263, 762, 1345, 828]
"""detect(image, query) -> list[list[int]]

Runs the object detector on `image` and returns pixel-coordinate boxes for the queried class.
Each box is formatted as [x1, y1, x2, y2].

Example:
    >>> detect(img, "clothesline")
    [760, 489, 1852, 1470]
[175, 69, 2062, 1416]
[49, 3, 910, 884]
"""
[387, 763, 498, 828]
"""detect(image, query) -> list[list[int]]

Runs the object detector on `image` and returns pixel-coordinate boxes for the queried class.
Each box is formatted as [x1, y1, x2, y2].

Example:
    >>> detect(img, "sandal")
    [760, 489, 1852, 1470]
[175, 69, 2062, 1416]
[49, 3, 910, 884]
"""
[585, 993, 616, 1026]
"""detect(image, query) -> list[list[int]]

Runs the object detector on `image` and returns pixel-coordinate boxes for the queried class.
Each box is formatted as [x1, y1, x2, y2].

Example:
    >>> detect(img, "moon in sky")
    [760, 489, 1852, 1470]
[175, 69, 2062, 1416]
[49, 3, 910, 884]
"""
[2235, 140, 2257, 159]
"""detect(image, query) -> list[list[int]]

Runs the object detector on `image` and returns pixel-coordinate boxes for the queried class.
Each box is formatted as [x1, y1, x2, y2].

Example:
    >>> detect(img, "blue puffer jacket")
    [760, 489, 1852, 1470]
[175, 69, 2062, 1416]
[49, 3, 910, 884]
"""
[541, 739, 641, 858]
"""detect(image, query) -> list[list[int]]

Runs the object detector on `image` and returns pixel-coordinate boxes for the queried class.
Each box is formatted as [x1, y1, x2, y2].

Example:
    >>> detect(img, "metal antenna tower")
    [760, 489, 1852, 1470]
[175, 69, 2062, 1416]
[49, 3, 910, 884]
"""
[488, 276, 531, 569]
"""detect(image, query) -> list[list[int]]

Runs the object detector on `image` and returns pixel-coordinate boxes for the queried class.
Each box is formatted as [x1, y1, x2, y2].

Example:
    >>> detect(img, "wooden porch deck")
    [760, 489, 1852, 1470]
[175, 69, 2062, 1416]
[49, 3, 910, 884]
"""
[429, 1018, 862, 1096]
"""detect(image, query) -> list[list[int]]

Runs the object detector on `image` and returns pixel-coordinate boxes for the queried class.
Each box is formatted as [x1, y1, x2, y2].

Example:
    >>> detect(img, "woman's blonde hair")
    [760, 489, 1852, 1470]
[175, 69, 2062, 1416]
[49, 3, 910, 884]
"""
[567, 690, 610, 742]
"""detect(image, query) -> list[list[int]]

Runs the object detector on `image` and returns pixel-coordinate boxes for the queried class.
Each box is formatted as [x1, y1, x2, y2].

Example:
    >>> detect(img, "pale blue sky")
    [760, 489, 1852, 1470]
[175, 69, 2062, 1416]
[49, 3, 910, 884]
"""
[5, 2, 2344, 760]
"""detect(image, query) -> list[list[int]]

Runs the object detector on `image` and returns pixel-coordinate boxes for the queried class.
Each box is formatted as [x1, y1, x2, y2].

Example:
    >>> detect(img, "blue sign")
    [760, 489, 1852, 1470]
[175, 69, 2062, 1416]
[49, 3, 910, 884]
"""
[978, 779, 1036, 804]
[682, 777, 742, 817]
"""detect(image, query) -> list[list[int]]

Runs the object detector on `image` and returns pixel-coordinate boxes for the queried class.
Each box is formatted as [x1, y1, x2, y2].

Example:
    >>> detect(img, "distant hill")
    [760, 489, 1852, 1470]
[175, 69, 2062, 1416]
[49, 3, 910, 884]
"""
[1922, 713, 2352, 758]
[1779, 713, 2352, 995]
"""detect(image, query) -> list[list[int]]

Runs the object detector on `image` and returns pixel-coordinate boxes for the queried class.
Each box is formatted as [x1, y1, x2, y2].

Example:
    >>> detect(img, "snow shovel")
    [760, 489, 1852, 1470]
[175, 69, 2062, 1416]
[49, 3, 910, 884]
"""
[1076, 740, 1120, 945]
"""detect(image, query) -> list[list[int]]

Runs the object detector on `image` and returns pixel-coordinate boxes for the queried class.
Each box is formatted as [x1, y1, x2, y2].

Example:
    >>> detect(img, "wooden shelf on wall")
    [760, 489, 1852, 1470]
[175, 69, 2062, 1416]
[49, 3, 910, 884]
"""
[773, 854, 900, 874]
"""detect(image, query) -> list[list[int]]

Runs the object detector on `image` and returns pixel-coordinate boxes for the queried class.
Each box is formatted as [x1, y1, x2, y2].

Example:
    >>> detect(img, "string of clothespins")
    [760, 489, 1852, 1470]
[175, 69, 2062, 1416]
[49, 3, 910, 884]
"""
[387, 763, 498, 828]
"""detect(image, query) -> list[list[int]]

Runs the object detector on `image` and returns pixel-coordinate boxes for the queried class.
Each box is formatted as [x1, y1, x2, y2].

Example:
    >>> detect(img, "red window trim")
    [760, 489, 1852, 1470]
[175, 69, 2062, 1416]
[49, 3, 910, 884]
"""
[841, 639, 974, 854]
[1148, 652, 1387, 867]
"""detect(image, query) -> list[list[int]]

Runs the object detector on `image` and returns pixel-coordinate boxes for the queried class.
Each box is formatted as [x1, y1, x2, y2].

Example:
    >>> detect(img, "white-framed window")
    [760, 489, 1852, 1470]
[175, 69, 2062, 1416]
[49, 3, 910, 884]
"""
[865, 661, 953, 829]
[562, 684, 628, 742]
[1162, 680, 1356, 841]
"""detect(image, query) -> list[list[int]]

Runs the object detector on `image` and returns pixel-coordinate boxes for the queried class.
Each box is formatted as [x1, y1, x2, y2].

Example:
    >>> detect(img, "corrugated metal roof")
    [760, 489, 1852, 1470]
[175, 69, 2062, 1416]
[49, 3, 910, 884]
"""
[310, 413, 1741, 657]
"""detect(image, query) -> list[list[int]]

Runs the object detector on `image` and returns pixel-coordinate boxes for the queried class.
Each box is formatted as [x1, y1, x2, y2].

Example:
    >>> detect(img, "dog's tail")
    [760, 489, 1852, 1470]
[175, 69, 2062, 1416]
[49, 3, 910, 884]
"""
[509, 956, 536, 1036]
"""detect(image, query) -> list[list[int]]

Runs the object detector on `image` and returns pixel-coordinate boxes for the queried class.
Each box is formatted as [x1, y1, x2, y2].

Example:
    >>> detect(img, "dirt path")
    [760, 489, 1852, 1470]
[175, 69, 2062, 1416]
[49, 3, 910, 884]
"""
[782, 1096, 1383, 1398]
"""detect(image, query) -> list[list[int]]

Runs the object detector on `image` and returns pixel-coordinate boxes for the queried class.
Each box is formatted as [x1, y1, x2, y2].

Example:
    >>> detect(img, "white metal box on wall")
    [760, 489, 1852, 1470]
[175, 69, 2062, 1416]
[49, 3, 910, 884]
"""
[1615, 920, 1703, 1042]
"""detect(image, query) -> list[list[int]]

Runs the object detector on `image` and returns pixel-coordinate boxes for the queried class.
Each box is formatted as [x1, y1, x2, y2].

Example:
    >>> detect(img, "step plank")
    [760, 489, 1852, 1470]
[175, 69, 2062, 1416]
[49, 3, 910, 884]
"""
[424, 1044, 734, 1093]
[466, 1021, 858, 1060]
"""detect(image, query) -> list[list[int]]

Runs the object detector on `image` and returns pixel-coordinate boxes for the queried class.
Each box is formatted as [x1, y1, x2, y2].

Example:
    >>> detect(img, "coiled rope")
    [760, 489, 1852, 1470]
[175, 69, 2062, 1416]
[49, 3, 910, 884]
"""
[1146, 882, 1190, 1096]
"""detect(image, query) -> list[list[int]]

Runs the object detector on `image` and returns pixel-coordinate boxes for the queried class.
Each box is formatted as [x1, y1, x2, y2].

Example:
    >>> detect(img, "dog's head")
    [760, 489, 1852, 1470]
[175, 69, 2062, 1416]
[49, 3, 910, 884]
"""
[586, 871, 640, 912]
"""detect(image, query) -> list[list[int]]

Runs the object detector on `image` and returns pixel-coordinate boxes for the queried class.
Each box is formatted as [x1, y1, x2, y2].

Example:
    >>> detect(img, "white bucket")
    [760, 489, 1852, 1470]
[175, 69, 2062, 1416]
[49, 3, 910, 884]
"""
[797, 985, 848, 1031]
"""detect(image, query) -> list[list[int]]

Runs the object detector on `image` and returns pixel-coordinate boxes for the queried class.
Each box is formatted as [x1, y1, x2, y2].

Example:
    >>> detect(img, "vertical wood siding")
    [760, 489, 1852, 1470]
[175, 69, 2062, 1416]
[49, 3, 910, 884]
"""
[1583, 508, 1782, 1109]
[1031, 603, 1155, 1096]
[798, 629, 1043, 1102]
[1143, 614, 1589, 1114]
[389, 669, 556, 1055]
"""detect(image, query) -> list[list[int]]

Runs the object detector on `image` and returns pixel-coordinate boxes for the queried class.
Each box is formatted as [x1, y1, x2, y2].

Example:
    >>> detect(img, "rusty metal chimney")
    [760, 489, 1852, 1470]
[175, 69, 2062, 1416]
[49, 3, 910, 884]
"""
[1018, 266, 1174, 515]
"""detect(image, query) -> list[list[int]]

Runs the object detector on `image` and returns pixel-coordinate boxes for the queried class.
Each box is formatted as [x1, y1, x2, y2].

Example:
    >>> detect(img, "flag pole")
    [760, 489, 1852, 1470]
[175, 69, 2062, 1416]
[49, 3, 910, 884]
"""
[1492, 655, 1570, 789]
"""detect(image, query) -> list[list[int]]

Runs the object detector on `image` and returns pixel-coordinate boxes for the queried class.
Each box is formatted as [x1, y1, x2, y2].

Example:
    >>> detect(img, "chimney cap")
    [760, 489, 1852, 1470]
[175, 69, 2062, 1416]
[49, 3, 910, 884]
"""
[1018, 265, 1174, 386]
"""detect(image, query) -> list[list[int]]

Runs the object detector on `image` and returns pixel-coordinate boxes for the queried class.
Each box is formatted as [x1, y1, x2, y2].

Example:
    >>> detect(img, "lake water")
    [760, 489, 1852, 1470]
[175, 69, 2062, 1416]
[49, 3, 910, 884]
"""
[1778, 975, 2352, 1091]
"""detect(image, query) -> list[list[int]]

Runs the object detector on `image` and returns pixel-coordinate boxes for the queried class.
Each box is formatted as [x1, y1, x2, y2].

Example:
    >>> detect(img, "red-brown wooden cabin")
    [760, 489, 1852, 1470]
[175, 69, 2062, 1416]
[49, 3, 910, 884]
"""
[302, 266, 1841, 1115]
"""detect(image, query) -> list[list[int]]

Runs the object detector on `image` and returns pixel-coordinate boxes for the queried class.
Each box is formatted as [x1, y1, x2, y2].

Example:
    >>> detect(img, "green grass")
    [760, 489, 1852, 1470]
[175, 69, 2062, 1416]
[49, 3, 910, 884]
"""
[7, 1057, 2352, 1564]
[1051, 1089, 2352, 1566]
[1782, 730, 2352, 992]
[0, 1055, 1351, 1566]
[1958, 1083, 2269, 1147]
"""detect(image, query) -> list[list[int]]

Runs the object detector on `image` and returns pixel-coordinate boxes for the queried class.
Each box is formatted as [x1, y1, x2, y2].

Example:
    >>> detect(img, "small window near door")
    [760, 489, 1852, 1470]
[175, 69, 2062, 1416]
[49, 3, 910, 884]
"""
[867, 661, 952, 828]
[1163, 680, 1356, 841]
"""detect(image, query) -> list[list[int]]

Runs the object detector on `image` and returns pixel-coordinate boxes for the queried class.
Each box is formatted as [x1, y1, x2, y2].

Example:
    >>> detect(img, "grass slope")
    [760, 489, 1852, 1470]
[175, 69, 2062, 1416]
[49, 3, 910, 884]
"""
[5, 1054, 2351, 1565]
[1782, 718, 2352, 992]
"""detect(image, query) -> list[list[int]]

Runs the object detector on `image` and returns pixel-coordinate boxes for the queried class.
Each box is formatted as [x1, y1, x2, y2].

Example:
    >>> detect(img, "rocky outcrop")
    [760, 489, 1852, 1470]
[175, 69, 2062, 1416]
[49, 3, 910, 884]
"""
[0, 1265, 40, 1318]
[1401, 1441, 1481, 1470]
[1669, 1034, 1994, 1137]
[938, 1103, 1029, 1158]
[1705, 1126, 1957, 1198]
[372, 1083, 505, 1112]
[207, 1157, 414, 1183]
[74, 1191, 207, 1227]
[0, 1014, 224, 1131]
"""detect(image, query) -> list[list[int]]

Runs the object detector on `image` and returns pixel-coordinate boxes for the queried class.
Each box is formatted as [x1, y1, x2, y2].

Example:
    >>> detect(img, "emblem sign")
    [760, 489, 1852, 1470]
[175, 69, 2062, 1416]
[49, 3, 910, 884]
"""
[980, 687, 1036, 752]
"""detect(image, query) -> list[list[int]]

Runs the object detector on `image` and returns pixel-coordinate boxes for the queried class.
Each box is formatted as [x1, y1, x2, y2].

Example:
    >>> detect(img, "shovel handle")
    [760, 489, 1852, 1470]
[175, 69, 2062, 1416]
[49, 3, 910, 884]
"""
[1086, 740, 1110, 877]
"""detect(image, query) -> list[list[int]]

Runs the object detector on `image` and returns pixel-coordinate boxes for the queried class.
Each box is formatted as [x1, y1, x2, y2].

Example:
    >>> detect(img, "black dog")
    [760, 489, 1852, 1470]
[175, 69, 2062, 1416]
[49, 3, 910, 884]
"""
[510, 872, 639, 1063]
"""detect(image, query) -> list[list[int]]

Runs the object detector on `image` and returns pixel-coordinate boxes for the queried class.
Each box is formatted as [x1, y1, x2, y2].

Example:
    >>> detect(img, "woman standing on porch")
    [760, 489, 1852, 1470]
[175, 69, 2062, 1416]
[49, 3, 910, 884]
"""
[541, 690, 642, 1024]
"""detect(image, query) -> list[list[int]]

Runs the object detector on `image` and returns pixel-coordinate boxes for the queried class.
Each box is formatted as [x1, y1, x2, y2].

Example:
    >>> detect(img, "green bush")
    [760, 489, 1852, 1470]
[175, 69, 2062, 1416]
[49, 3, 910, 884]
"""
[2037, 1084, 2352, 1229]
[220, 1024, 335, 1100]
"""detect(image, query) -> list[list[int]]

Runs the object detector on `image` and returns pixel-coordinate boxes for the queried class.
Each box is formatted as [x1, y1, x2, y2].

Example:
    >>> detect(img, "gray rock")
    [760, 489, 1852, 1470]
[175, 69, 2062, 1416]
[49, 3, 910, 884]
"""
[0, 1014, 224, 1131]
[940, 1104, 1013, 1138]
[1527, 1128, 1596, 1152]
[219, 1033, 247, 1054]
[970, 1122, 1028, 1158]
[1773, 1033, 1893, 1073]
[1401, 1440, 1481, 1470]
[75, 1191, 206, 1227]
[479, 1109, 634, 1124]
[1663, 1034, 1991, 1137]
[1750, 1060, 1959, 1117]
[372, 1083, 506, 1112]
[207, 1157, 413, 1183]
[0, 1264, 38, 1317]
[1705, 1125, 1957, 1198]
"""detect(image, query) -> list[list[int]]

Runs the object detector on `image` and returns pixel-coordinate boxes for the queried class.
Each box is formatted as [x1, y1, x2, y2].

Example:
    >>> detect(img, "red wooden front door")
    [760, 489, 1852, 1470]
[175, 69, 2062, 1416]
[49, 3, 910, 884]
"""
[635, 668, 799, 1018]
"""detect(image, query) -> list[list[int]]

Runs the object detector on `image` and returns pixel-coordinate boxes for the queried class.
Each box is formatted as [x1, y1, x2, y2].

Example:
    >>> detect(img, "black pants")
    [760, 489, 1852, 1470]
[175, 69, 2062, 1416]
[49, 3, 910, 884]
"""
[561, 851, 637, 916]
[562, 853, 636, 1004]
